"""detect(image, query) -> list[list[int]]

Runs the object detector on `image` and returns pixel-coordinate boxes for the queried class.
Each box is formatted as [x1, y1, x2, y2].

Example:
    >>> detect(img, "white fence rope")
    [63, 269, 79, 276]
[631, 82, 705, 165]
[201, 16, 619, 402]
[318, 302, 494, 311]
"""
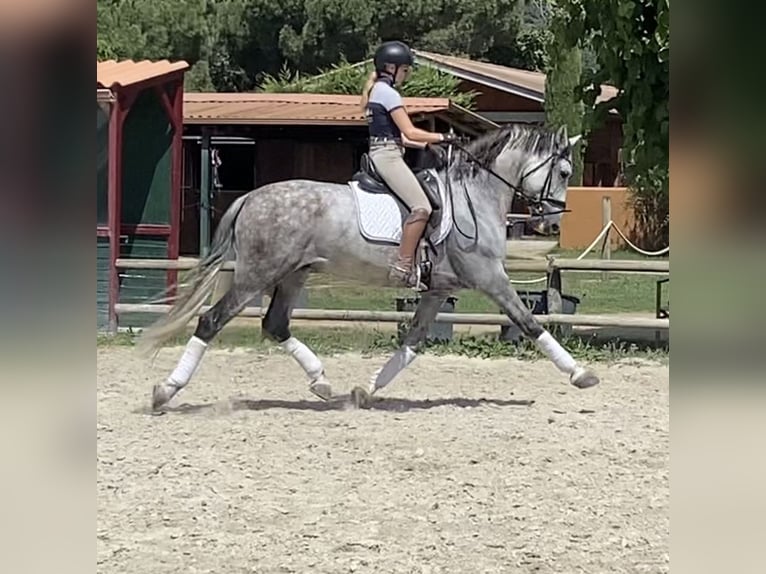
[508, 220, 669, 285]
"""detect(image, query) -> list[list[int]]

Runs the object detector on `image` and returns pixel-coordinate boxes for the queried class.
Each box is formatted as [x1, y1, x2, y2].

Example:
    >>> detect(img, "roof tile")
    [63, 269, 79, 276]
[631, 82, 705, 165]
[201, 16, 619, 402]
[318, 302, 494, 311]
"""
[97, 59, 189, 90]
[183, 93, 451, 125]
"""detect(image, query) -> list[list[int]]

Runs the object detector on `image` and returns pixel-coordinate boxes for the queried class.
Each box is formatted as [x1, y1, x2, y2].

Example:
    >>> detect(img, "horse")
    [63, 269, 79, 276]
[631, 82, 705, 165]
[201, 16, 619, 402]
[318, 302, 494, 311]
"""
[140, 122, 600, 411]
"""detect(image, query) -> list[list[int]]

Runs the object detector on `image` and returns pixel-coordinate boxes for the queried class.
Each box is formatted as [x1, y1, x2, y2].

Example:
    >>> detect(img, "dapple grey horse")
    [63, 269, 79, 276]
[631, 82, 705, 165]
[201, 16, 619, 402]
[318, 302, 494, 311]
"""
[140, 123, 600, 410]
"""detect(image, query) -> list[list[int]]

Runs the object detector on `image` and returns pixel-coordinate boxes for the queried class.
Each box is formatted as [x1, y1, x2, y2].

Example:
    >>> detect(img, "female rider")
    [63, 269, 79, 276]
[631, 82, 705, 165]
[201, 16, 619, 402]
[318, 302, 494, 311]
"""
[360, 40, 456, 288]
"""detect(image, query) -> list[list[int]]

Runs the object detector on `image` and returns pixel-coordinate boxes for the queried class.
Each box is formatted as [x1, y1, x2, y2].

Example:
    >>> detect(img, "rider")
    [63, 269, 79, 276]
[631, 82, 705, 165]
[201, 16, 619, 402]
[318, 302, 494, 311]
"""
[360, 40, 456, 288]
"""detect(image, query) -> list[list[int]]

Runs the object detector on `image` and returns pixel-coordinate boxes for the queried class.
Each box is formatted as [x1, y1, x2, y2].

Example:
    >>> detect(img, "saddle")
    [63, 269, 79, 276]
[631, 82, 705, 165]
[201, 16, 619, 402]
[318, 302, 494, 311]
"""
[351, 153, 444, 219]
[350, 154, 448, 290]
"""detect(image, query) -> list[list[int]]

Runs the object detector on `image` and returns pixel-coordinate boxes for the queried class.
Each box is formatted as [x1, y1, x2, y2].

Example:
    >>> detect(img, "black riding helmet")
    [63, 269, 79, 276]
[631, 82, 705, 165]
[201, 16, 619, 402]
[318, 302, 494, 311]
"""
[374, 41, 415, 75]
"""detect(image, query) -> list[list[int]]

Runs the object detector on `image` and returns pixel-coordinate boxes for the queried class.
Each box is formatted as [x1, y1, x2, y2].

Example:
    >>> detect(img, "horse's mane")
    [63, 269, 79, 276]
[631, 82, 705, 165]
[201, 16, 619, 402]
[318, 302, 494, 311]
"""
[451, 123, 562, 178]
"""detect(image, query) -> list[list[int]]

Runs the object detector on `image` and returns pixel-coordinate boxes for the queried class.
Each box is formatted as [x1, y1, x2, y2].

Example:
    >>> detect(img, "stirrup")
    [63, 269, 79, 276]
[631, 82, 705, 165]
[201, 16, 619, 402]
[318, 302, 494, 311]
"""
[388, 263, 427, 291]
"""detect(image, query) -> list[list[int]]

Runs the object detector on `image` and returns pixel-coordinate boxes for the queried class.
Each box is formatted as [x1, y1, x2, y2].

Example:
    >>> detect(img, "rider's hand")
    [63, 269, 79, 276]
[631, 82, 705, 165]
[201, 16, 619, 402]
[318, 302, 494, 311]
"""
[440, 132, 458, 144]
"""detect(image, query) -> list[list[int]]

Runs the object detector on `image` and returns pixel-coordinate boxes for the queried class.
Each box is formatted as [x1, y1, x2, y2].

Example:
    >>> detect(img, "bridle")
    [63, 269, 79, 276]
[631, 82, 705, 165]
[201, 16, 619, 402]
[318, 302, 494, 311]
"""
[447, 138, 572, 217]
[432, 136, 573, 252]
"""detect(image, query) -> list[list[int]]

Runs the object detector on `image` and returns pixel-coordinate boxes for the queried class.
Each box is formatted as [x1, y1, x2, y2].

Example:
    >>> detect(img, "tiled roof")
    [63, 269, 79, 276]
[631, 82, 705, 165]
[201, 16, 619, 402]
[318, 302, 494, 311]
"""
[183, 92, 454, 125]
[414, 51, 619, 106]
[97, 59, 189, 90]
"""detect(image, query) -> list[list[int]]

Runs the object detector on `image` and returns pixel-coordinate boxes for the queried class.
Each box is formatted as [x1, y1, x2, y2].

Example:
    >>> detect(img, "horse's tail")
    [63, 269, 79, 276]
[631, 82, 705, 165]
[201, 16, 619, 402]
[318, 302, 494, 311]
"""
[137, 193, 250, 355]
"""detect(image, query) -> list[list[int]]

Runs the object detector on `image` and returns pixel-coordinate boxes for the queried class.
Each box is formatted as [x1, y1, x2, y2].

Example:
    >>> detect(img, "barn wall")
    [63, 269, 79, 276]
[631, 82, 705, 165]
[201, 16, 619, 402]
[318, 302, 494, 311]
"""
[256, 139, 356, 187]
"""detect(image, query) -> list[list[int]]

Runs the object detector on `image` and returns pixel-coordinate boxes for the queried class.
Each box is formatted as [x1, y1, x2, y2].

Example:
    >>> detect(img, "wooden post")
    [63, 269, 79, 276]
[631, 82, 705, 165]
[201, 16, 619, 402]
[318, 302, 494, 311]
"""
[167, 79, 184, 296]
[601, 195, 612, 280]
[601, 196, 612, 259]
[200, 130, 211, 257]
[107, 99, 127, 334]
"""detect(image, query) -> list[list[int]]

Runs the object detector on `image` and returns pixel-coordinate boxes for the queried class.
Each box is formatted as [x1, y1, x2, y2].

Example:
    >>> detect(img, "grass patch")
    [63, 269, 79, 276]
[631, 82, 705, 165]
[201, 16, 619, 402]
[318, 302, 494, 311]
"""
[99, 324, 668, 364]
[301, 247, 669, 315]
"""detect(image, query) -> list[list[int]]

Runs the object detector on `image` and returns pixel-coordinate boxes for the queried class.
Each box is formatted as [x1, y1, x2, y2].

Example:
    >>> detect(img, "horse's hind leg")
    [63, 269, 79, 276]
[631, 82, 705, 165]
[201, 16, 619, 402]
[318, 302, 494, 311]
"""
[152, 280, 263, 411]
[262, 268, 333, 400]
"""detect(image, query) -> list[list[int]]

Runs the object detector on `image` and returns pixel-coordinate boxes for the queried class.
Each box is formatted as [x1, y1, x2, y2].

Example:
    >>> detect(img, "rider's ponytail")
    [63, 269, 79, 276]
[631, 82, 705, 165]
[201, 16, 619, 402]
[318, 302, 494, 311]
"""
[360, 70, 377, 110]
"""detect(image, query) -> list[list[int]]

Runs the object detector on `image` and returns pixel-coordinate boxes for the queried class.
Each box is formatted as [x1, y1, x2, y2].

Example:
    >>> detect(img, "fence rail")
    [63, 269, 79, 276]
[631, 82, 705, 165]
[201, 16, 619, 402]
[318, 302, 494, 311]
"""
[115, 257, 669, 274]
[112, 256, 670, 332]
[115, 303, 669, 330]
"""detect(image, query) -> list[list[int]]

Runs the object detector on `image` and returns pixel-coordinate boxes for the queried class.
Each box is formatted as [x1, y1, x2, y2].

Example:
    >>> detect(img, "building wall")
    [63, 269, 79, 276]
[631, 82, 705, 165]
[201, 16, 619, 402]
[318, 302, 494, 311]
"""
[459, 79, 543, 112]
[256, 139, 357, 187]
[454, 81, 623, 188]
[559, 186, 636, 250]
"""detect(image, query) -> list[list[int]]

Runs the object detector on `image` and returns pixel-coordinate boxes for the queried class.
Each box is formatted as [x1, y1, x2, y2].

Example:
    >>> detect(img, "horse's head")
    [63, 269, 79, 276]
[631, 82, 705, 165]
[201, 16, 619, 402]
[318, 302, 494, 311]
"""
[496, 124, 580, 236]
[454, 124, 580, 236]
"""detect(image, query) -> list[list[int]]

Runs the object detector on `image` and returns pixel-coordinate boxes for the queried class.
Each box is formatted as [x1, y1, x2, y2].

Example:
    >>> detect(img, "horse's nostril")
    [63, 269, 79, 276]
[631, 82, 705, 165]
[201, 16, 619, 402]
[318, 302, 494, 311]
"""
[551, 224, 560, 234]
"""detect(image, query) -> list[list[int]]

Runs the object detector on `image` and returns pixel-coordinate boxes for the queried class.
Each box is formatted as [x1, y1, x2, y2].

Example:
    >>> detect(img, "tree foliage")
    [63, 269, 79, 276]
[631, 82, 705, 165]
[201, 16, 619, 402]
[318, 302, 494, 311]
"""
[544, 2, 584, 185]
[560, 0, 669, 248]
[260, 58, 478, 108]
[97, 0, 548, 93]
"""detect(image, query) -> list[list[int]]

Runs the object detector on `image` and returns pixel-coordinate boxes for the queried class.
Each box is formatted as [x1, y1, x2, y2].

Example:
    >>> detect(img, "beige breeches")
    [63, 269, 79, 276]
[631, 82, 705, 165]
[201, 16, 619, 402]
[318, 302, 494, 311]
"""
[369, 143, 432, 214]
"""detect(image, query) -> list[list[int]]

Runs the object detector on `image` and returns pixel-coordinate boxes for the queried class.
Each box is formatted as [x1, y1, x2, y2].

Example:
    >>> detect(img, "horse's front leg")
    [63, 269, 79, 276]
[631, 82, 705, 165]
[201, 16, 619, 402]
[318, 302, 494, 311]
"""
[479, 261, 600, 389]
[351, 291, 447, 407]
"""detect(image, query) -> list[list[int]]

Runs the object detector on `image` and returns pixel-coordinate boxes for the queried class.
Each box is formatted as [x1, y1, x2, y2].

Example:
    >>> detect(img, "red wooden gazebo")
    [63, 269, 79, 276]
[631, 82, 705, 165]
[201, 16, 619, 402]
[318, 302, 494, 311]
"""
[97, 59, 189, 332]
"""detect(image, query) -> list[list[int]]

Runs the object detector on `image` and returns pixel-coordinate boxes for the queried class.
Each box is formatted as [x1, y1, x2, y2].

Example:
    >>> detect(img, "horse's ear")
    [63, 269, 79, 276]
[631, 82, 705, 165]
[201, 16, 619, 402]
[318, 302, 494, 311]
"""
[568, 134, 582, 148]
[555, 124, 568, 147]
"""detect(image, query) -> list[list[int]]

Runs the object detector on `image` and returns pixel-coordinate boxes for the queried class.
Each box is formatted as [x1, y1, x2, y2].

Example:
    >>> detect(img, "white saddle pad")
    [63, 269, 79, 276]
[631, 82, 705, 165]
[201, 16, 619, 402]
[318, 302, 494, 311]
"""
[349, 170, 453, 245]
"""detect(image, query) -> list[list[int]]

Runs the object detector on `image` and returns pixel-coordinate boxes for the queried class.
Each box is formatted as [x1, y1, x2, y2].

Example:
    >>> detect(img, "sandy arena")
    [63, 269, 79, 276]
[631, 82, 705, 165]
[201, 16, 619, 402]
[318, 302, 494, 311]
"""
[97, 345, 669, 573]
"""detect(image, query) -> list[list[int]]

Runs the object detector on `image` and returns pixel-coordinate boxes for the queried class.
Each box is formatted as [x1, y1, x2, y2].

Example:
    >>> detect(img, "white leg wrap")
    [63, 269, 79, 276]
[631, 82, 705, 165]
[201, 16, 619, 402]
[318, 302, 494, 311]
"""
[168, 336, 208, 388]
[281, 337, 324, 381]
[535, 330, 577, 375]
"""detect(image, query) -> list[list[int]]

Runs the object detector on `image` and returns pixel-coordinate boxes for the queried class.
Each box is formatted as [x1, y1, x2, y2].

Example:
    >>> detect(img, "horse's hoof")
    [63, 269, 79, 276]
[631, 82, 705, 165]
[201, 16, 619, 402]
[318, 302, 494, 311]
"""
[350, 386, 372, 409]
[571, 368, 600, 389]
[152, 382, 179, 411]
[309, 376, 333, 401]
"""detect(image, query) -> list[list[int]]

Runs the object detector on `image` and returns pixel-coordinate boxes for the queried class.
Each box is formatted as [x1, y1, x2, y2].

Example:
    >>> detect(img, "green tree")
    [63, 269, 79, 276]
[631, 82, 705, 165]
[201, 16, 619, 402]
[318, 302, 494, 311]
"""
[544, 2, 584, 185]
[561, 0, 669, 248]
[98, 0, 552, 91]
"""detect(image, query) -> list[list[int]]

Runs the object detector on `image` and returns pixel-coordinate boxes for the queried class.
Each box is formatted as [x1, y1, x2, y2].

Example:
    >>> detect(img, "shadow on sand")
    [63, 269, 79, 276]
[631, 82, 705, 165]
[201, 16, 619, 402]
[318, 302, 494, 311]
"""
[141, 395, 535, 415]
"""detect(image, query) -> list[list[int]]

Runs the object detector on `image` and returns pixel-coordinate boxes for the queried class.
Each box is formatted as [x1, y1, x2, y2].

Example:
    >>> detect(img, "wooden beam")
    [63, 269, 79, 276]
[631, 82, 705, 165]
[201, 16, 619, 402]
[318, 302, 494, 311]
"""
[154, 84, 182, 131]
[168, 79, 184, 295]
[98, 224, 171, 236]
[107, 102, 127, 333]
[114, 257, 670, 273]
[114, 303, 670, 330]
